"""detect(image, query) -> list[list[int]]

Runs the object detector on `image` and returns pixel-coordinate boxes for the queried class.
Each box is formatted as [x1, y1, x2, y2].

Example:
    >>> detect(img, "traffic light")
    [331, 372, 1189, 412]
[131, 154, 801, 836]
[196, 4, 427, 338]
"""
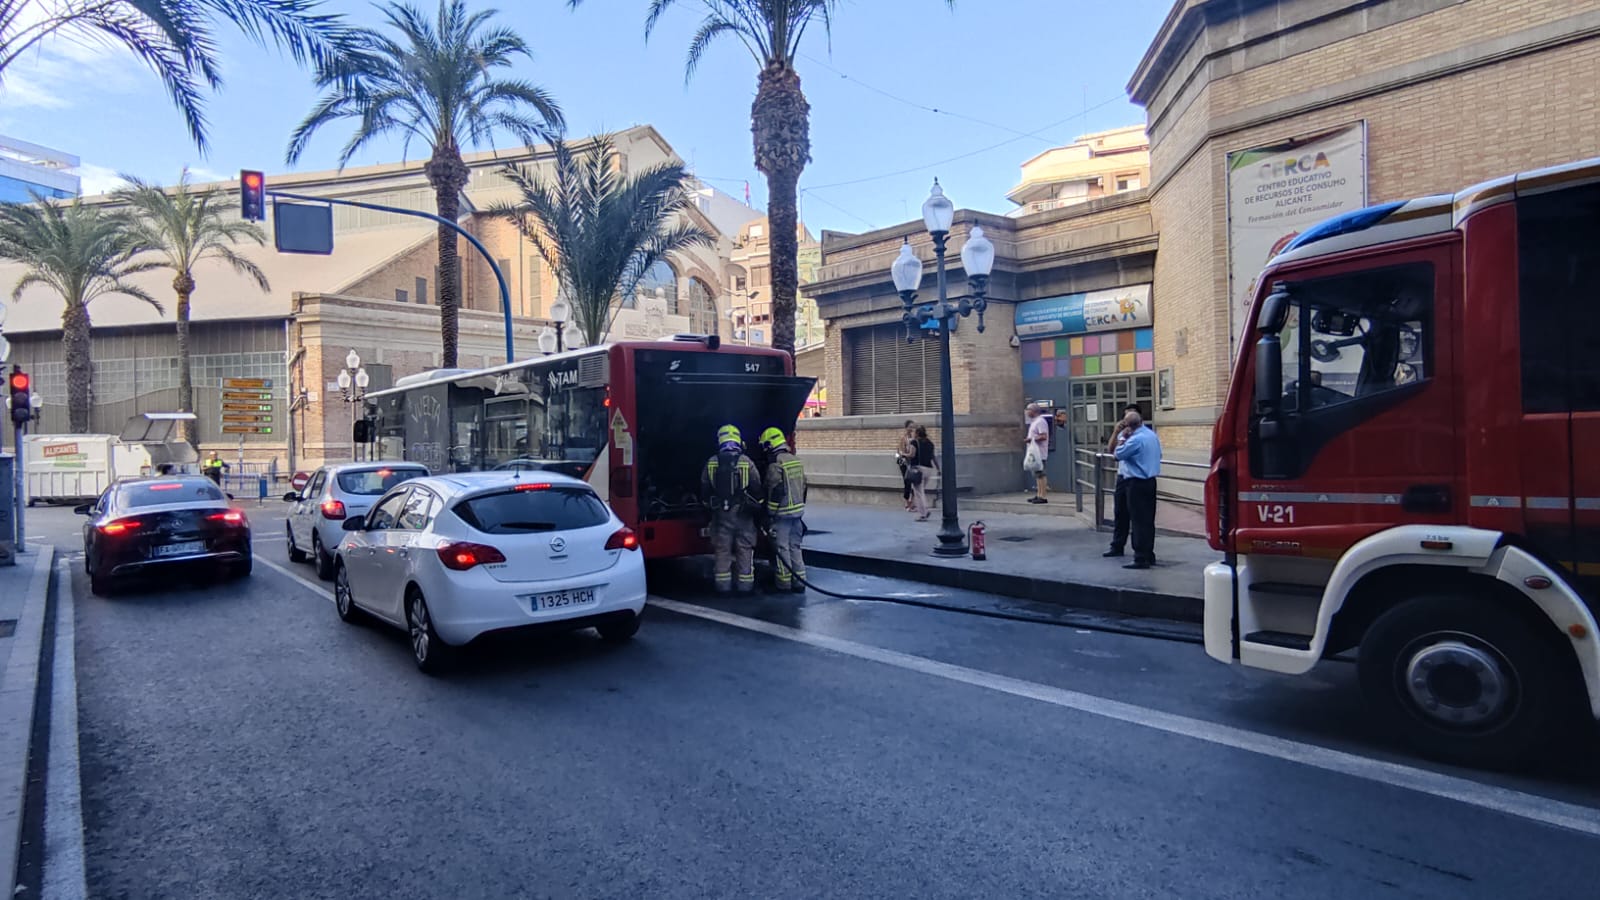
[9, 367, 32, 426]
[240, 170, 266, 222]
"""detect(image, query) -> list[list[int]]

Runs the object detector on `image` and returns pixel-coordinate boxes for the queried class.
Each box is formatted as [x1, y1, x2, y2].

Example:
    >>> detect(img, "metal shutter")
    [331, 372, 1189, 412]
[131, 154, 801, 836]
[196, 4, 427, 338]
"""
[846, 323, 939, 416]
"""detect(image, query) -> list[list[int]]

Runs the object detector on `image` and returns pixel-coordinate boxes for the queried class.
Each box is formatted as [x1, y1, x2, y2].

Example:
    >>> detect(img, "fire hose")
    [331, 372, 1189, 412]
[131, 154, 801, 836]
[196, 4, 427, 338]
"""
[757, 522, 1203, 647]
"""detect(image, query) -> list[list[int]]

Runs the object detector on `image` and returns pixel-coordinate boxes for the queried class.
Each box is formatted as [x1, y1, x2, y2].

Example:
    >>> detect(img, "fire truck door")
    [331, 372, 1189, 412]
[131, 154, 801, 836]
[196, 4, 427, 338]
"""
[1515, 182, 1600, 598]
[1243, 251, 1455, 554]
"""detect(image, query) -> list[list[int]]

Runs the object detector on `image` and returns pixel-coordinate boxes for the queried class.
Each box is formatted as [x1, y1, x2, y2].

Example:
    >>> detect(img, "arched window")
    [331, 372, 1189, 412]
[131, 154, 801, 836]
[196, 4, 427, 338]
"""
[684, 278, 719, 335]
[635, 260, 677, 310]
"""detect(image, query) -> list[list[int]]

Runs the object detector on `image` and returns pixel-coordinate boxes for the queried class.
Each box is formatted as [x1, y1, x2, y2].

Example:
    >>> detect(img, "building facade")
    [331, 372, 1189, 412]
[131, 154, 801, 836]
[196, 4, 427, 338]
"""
[1006, 125, 1150, 217]
[0, 126, 759, 472]
[1128, 0, 1600, 451]
[726, 219, 826, 350]
[0, 135, 78, 202]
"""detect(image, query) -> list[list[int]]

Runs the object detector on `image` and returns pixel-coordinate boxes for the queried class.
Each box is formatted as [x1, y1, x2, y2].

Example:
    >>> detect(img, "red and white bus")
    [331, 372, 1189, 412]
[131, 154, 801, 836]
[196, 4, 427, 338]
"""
[1204, 156, 1600, 766]
[364, 337, 814, 559]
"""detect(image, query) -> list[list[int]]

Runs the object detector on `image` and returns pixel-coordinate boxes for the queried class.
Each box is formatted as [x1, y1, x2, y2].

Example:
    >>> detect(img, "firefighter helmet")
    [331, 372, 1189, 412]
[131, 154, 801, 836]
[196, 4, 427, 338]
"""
[716, 424, 742, 446]
[759, 427, 787, 453]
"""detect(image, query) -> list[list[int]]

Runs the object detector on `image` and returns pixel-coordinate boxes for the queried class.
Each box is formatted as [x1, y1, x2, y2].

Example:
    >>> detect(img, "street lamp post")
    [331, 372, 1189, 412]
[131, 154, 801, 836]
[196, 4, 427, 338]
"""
[891, 180, 995, 557]
[539, 297, 575, 356]
[336, 349, 370, 461]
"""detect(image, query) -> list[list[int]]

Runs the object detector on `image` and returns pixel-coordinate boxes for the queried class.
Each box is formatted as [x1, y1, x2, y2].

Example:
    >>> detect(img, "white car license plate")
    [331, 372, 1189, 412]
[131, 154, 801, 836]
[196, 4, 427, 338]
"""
[528, 587, 597, 612]
[153, 540, 205, 558]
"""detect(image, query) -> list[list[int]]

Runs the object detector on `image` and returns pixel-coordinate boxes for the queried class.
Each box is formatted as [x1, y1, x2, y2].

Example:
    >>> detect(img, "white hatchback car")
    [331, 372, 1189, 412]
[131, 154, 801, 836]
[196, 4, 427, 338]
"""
[332, 471, 647, 673]
[284, 462, 429, 580]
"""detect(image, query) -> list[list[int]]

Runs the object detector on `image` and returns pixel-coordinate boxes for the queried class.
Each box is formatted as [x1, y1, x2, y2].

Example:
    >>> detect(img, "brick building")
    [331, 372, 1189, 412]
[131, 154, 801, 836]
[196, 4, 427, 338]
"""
[0, 126, 761, 472]
[805, 0, 1600, 504]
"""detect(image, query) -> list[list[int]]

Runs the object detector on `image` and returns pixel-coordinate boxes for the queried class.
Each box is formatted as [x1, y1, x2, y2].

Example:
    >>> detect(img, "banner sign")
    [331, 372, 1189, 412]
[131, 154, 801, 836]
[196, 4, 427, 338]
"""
[1226, 121, 1367, 347]
[1015, 284, 1152, 340]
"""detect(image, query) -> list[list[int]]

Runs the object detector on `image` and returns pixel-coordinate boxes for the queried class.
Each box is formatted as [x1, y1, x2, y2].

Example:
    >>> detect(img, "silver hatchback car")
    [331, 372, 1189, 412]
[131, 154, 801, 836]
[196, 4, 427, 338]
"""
[284, 462, 429, 579]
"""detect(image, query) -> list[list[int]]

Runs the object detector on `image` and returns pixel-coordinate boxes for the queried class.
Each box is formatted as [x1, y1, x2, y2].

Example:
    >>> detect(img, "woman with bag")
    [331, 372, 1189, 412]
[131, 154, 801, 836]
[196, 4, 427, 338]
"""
[910, 425, 937, 521]
[897, 420, 918, 512]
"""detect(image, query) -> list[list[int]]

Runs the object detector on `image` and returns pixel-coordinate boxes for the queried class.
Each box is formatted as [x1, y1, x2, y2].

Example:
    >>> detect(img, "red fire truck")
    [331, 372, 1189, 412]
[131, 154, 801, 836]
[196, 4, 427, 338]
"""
[1204, 157, 1600, 766]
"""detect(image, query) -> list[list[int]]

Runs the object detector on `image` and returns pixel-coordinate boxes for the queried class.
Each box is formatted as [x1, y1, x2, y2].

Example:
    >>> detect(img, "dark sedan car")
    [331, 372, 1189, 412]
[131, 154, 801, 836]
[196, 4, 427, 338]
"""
[78, 477, 253, 596]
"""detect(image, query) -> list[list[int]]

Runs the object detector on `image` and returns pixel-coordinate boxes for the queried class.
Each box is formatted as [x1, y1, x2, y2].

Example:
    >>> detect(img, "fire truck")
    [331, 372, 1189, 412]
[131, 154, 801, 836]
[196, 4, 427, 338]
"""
[1203, 156, 1600, 767]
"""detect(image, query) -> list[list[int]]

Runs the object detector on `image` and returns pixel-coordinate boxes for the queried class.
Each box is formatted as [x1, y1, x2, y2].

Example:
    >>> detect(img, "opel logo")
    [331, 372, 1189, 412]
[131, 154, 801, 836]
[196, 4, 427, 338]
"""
[549, 536, 566, 553]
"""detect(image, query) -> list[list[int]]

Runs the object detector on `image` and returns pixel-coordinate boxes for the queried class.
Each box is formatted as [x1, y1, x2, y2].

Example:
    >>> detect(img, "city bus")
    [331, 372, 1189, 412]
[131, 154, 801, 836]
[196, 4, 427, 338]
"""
[362, 336, 815, 558]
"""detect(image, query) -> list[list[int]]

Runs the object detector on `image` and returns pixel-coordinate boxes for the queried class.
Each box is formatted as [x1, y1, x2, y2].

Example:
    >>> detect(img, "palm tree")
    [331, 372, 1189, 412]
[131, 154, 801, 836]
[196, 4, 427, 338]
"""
[287, 0, 565, 368]
[570, 0, 952, 355]
[114, 171, 271, 441]
[489, 135, 711, 347]
[0, 196, 160, 433]
[0, 0, 352, 151]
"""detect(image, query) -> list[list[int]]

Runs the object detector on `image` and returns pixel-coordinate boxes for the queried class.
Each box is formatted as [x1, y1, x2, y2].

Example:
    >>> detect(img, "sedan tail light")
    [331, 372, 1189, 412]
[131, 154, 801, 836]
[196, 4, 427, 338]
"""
[605, 527, 639, 551]
[320, 499, 347, 520]
[98, 518, 143, 536]
[208, 510, 247, 526]
[436, 541, 507, 571]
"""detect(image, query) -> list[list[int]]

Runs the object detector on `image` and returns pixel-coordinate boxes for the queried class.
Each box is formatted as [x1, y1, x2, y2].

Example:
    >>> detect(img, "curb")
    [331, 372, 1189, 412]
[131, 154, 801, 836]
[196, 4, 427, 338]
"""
[0, 544, 56, 900]
[805, 547, 1202, 624]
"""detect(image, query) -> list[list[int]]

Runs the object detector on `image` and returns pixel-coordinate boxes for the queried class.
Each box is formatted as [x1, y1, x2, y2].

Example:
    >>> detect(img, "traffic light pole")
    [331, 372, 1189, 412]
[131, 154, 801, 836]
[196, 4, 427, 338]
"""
[266, 190, 517, 364]
[11, 421, 21, 550]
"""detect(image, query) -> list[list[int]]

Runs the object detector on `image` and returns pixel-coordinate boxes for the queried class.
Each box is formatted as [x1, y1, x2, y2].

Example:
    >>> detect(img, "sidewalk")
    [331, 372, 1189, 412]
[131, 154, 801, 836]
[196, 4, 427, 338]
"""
[962, 491, 1208, 537]
[0, 545, 56, 900]
[802, 504, 1210, 623]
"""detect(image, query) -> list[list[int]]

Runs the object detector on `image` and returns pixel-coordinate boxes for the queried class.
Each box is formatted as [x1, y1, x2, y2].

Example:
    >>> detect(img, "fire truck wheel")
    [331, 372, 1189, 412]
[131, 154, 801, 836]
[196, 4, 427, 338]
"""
[1359, 592, 1577, 769]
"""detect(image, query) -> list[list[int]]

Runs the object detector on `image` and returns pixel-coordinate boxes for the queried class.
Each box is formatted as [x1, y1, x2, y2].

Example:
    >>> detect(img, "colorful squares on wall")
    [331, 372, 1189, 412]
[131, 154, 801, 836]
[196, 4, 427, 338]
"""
[1039, 340, 1056, 359]
[1069, 336, 1084, 356]
[1055, 338, 1071, 358]
[1022, 361, 1042, 380]
[1120, 352, 1136, 373]
[1022, 340, 1041, 361]
[1084, 356, 1100, 375]
[1082, 335, 1100, 355]
[1071, 357, 1086, 377]
[1136, 351, 1155, 371]
[1100, 354, 1119, 373]
[1135, 328, 1154, 350]
[1023, 327, 1158, 380]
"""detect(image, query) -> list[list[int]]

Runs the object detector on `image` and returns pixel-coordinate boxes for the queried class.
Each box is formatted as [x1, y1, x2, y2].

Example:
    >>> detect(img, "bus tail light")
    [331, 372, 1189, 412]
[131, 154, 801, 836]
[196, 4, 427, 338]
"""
[605, 528, 639, 551]
[1205, 458, 1232, 553]
[611, 466, 634, 498]
[436, 542, 506, 571]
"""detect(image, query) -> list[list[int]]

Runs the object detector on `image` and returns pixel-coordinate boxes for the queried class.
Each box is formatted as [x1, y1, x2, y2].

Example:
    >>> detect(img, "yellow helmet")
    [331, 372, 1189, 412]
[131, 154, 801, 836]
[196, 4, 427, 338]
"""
[759, 427, 787, 452]
[716, 424, 742, 446]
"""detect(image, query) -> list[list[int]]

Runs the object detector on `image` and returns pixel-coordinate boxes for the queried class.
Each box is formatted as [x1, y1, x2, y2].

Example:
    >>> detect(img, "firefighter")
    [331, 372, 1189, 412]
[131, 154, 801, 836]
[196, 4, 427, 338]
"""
[759, 427, 808, 594]
[202, 450, 229, 486]
[700, 424, 761, 593]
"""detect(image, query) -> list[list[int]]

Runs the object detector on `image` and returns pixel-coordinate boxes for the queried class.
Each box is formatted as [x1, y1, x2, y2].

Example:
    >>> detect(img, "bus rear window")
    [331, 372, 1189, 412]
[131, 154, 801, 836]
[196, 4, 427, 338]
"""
[337, 468, 427, 495]
[453, 487, 609, 534]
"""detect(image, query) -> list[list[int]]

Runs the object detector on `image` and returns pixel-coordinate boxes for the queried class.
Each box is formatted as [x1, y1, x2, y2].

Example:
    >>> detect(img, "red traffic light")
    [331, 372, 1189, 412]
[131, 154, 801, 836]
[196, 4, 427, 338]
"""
[240, 169, 266, 222]
[7, 371, 27, 392]
[243, 172, 262, 189]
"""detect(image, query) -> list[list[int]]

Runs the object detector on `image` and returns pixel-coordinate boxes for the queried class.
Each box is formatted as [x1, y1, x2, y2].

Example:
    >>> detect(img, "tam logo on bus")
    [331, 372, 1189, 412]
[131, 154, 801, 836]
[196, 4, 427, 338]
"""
[547, 368, 580, 390]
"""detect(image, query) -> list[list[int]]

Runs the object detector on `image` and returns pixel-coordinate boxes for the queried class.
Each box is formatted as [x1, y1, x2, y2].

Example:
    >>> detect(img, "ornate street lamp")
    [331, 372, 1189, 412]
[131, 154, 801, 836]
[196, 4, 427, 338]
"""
[336, 349, 370, 460]
[551, 296, 571, 353]
[892, 180, 995, 557]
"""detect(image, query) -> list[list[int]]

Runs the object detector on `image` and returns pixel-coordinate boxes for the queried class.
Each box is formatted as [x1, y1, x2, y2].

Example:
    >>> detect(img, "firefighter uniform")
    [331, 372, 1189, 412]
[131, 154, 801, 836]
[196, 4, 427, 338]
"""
[759, 427, 808, 593]
[701, 425, 761, 593]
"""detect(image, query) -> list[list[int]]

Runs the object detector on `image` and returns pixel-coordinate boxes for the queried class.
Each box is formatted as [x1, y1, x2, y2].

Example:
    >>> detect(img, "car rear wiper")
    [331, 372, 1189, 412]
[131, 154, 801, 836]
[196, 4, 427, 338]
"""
[497, 521, 557, 532]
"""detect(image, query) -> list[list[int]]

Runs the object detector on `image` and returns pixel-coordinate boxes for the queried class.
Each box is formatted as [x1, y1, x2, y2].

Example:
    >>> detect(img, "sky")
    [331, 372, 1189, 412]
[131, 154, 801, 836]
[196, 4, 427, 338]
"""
[0, 0, 1177, 235]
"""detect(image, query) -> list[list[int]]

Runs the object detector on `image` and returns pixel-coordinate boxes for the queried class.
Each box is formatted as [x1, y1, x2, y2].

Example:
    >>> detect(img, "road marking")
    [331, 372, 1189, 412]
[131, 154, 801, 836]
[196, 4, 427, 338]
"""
[43, 560, 87, 900]
[257, 556, 334, 603]
[649, 596, 1600, 840]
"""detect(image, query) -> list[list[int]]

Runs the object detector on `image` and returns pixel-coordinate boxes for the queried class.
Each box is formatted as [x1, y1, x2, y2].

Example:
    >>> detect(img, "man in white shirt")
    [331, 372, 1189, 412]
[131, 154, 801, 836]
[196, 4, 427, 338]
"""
[1025, 403, 1051, 504]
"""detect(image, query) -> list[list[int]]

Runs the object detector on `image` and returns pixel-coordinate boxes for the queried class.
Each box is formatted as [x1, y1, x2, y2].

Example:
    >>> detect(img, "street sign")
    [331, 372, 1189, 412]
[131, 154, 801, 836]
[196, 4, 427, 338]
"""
[290, 471, 310, 492]
[220, 377, 276, 436]
[222, 425, 273, 434]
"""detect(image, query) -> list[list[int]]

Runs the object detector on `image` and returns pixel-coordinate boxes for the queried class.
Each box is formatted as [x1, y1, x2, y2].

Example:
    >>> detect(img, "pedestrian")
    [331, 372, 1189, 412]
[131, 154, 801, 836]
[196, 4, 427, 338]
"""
[202, 450, 229, 486]
[909, 425, 937, 522]
[1105, 403, 1142, 558]
[759, 427, 808, 594]
[898, 420, 917, 512]
[700, 425, 762, 593]
[1024, 403, 1050, 504]
[1107, 409, 1162, 569]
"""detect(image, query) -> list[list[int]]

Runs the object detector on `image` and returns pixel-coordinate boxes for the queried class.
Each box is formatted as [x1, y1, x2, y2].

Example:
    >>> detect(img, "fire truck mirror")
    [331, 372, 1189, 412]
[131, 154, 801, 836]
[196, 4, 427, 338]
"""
[1253, 334, 1283, 418]
[1258, 282, 1292, 334]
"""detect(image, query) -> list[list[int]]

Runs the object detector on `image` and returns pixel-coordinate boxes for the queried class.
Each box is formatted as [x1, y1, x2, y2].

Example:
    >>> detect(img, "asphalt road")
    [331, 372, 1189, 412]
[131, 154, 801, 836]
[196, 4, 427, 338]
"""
[24, 505, 1600, 899]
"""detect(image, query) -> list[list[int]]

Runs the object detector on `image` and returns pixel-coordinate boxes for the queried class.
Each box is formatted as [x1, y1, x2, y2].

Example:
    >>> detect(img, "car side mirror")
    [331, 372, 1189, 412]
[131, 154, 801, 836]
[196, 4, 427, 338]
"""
[282, 492, 300, 503]
[226, 493, 235, 501]
[1257, 282, 1291, 334]
[342, 517, 367, 532]
[73, 503, 93, 516]
[1254, 333, 1283, 419]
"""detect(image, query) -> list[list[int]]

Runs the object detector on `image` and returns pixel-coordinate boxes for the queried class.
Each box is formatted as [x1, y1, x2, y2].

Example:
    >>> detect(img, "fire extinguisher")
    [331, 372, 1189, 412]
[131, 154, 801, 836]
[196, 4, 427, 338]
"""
[969, 520, 987, 561]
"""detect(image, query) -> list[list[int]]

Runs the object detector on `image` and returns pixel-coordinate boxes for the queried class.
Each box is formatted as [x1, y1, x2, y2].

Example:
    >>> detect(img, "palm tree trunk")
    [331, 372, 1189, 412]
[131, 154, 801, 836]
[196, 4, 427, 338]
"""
[61, 300, 92, 434]
[752, 62, 811, 358]
[174, 272, 196, 443]
[426, 146, 471, 369]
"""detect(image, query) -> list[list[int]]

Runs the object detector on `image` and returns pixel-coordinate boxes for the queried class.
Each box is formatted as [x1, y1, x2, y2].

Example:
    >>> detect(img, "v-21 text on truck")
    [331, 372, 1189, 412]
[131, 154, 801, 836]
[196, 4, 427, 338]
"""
[1203, 156, 1600, 769]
